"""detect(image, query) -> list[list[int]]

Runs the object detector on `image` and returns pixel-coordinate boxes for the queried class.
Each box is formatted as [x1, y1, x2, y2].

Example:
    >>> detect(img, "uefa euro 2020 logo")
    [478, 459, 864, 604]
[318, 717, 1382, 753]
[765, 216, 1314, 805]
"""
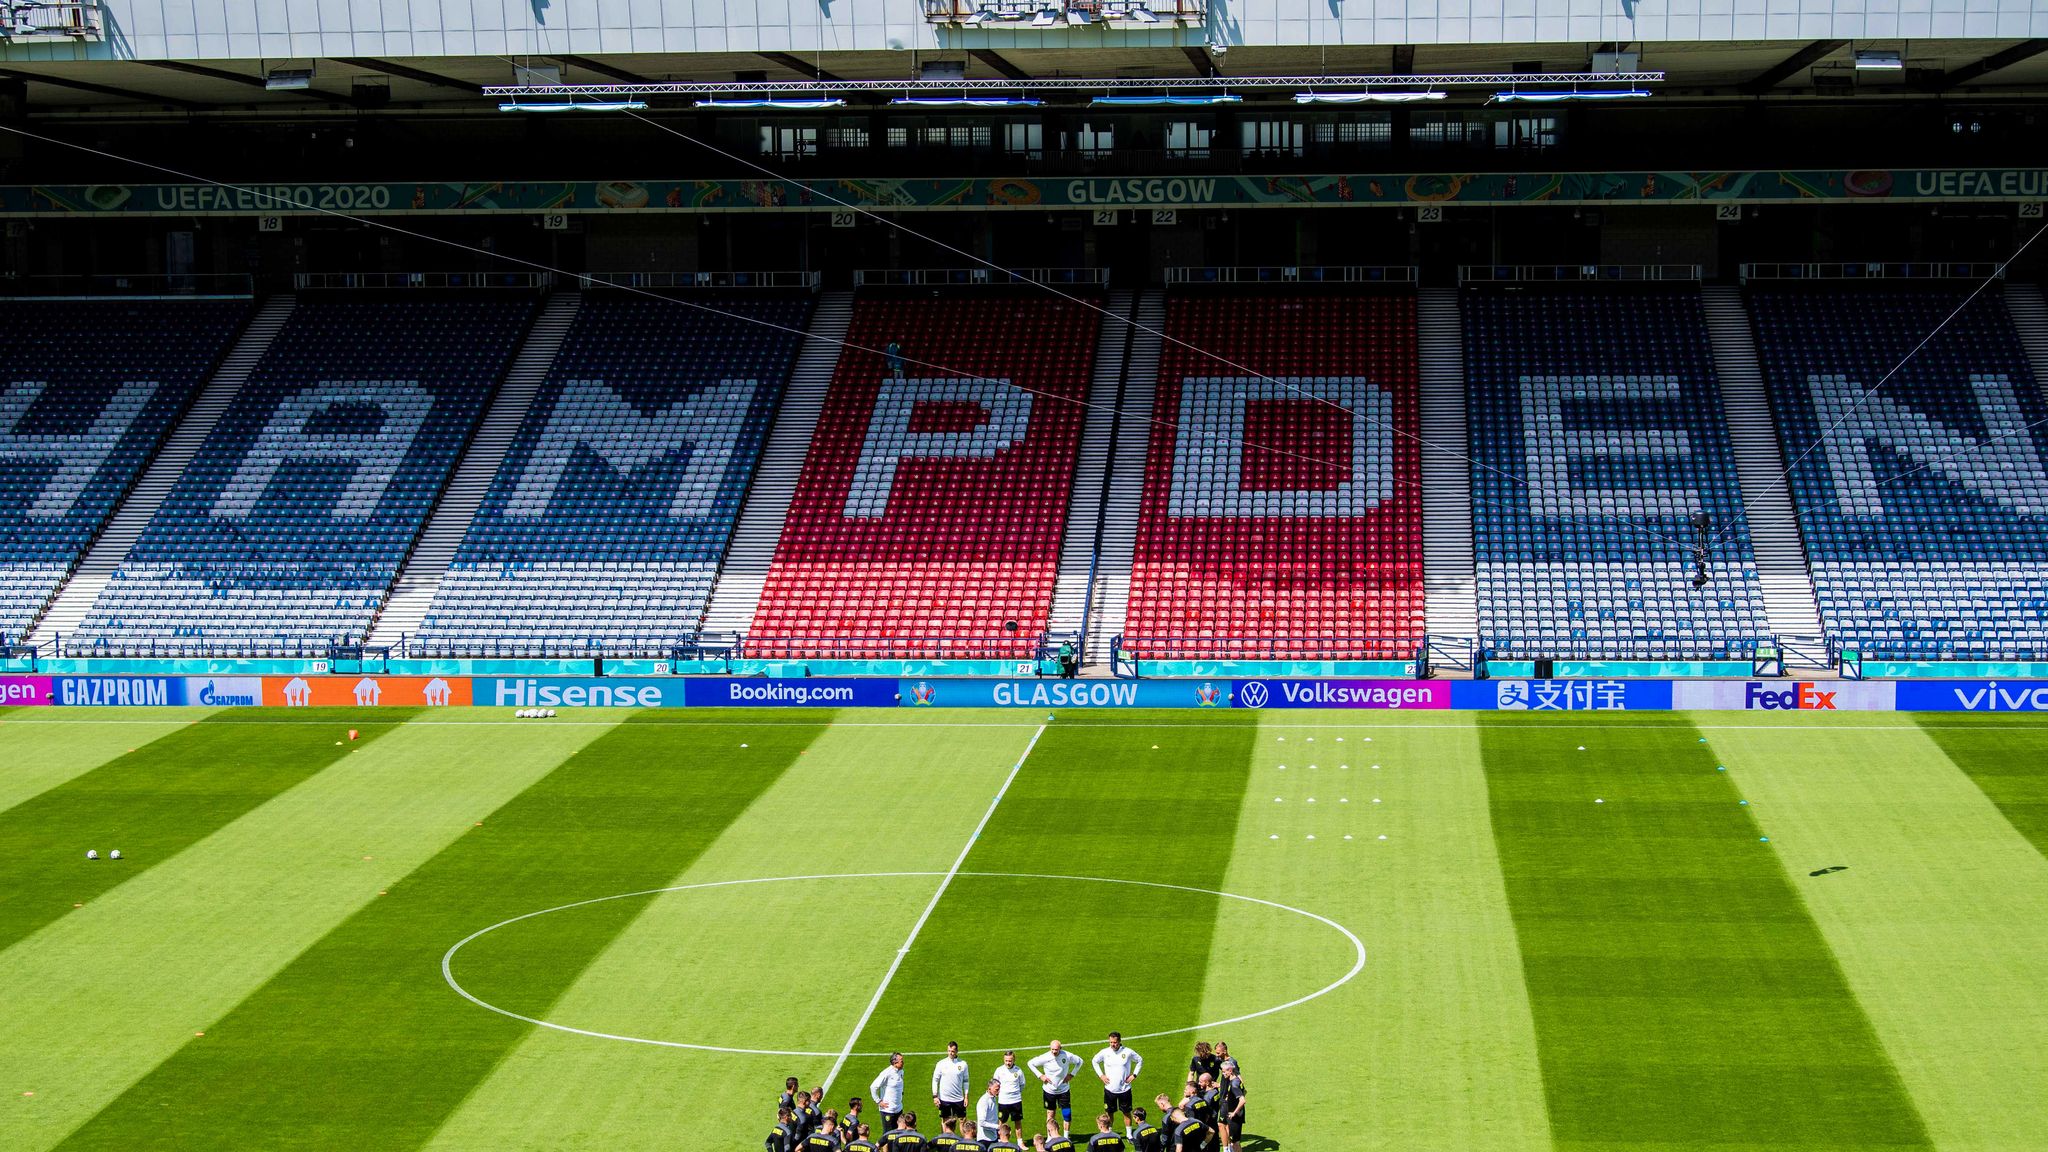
[1238, 681, 1270, 709]
[909, 681, 936, 706]
[1195, 682, 1221, 708]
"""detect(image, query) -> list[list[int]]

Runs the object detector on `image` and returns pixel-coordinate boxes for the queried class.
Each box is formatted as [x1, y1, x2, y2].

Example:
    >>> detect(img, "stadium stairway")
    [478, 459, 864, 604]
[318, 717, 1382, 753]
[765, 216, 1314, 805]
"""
[1046, 289, 1133, 663]
[27, 295, 296, 648]
[698, 289, 851, 640]
[2006, 281, 2048, 400]
[1088, 289, 1161, 663]
[367, 291, 582, 649]
[1701, 284, 1825, 655]
[1417, 286, 1477, 647]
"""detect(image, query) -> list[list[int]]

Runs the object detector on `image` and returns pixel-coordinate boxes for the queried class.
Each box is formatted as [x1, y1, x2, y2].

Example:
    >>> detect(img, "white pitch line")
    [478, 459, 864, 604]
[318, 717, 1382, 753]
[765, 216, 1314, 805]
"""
[819, 722, 1045, 1096]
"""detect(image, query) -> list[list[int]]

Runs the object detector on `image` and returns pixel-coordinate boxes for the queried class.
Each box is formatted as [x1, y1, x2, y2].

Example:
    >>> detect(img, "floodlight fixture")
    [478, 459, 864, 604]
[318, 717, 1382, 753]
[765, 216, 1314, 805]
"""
[891, 96, 1044, 107]
[264, 67, 314, 91]
[694, 97, 847, 109]
[1295, 90, 1444, 104]
[1491, 88, 1650, 103]
[1091, 93, 1241, 106]
[1853, 49, 1904, 70]
[498, 99, 649, 112]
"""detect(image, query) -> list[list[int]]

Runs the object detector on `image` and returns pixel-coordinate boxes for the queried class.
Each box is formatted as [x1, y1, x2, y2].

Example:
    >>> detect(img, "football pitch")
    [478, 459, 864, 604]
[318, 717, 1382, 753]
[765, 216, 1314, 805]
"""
[3, 706, 2048, 1151]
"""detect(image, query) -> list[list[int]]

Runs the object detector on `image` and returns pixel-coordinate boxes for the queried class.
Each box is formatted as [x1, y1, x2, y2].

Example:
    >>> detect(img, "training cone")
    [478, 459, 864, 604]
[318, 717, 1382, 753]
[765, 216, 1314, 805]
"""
[348, 729, 359, 741]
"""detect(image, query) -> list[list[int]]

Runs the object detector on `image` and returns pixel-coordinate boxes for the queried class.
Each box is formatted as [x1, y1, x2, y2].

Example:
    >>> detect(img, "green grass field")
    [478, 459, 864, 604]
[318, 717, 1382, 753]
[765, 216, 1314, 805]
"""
[3, 705, 2048, 1150]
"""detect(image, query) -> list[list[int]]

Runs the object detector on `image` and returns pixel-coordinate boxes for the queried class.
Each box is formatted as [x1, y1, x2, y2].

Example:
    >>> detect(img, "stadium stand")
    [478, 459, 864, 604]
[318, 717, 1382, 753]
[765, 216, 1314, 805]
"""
[0, 299, 247, 643]
[1462, 287, 1770, 659]
[1751, 285, 2048, 659]
[1121, 291, 1425, 660]
[67, 295, 531, 655]
[744, 292, 1096, 660]
[412, 293, 810, 655]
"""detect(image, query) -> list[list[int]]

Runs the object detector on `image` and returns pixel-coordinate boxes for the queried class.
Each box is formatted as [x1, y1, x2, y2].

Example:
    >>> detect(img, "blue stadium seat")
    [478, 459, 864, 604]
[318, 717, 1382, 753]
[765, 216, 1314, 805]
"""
[1462, 287, 1769, 659]
[411, 294, 809, 656]
[69, 295, 531, 655]
[0, 299, 246, 642]
[1752, 285, 2048, 660]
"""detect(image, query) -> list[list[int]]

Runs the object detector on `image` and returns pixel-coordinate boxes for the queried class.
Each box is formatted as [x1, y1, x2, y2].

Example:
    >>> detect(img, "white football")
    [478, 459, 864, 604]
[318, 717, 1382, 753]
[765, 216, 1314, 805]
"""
[86, 849, 99, 860]
[110, 850, 123, 860]
[544, 708, 556, 718]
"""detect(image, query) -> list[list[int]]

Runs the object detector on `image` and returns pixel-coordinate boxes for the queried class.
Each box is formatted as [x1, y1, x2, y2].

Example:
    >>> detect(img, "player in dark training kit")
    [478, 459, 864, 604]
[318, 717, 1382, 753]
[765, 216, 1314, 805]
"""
[846, 1123, 881, 1152]
[800, 1118, 841, 1150]
[1087, 1113, 1131, 1150]
[768, 1108, 800, 1152]
[1130, 1107, 1165, 1152]
[883, 1111, 929, 1151]
[1169, 1109, 1208, 1152]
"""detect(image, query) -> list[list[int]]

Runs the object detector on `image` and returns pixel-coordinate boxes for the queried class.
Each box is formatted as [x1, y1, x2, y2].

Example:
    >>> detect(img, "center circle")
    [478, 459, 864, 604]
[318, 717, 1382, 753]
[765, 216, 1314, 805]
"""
[442, 871, 1366, 1058]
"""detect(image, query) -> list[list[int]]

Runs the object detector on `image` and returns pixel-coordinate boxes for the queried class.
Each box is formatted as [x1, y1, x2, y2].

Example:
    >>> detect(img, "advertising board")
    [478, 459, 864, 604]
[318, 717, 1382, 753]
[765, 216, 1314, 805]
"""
[1894, 680, 2048, 712]
[1670, 681, 1897, 711]
[0, 675, 53, 705]
[1231, 679, 1449, 709]
[898, 678, 1224, 708]
[478, 677, 683, 708]
[52, 676, 187, 706]
[1454, 679, 1673, 710]
[185, 676, 264, 706]
[261, 676, 470, 707]
[683, 678, 900, 708]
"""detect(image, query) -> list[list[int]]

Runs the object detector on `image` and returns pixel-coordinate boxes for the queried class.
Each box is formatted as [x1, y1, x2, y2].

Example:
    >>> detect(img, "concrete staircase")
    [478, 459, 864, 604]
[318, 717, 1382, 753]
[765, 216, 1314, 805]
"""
[2005, 281, 2048, 400]
[1046, 290, 1132, 657]
[1416, 287, 1477, 645]
[28, 295, 297, 648]
[700, 290, 852, 638]
[1700, 283, 1825, 651]
[1087, 289, 1162, 664]
[368, 292, 581, 649]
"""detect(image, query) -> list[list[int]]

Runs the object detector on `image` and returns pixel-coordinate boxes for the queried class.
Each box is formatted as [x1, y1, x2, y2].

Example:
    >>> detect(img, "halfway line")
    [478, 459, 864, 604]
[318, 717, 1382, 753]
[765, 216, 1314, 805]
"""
[820, 723, 1046, 1096]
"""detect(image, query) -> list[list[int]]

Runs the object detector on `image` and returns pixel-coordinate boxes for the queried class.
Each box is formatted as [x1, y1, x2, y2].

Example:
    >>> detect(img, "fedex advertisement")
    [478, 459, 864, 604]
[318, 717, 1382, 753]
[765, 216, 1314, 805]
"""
[1895, 680, 2048, 712]
[685, 677, 900, 707]
[0, 675, 53, 705]
[1231, 679, 1450, 709]
[899, 678, 1220, 708]
[1671, 681, 1897, 710]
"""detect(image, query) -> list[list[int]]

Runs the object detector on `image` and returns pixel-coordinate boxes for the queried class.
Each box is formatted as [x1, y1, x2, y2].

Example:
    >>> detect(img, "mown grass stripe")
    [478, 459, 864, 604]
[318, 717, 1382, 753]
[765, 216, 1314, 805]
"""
[1478, 713, 1931, 1152]
[48, 710, 824, 1152]
[1712, 716, 2048, 1152]
[0, 708, 415, 958]
[849, 710, 1259, 1086]
[0, 709, 620, 1152]
[0, 708, 210, 818]
[1190, 712, 1551, 1151]
[1915, 713, 2048, 860]
[419, 717, 1045, 1151]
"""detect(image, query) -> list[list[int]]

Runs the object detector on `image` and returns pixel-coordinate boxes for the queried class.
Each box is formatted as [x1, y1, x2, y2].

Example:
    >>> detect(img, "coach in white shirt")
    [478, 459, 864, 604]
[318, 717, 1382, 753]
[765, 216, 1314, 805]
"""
[977, 1080, 1004, 1142]
[1092, 1032, 1144, 1130]
[992, 1050, 1028, 1136]
[1028, 1039, 1084, 1136]
[932, 1040, 972, 1126]
[870, 1052, 906, 1133]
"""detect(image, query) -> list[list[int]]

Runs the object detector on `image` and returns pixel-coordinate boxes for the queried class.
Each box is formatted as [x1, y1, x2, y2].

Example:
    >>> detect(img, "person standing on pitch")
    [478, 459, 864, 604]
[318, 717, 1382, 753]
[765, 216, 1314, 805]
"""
[1087, 1113, 1131, 1151]
[801, 1115, 840, 1151]
[1216, 1067, 1244, 1152]
[978, 1079, 1005, 1144]
[1130, 1107, 1165, 1152]
[1092, 1033, 1143, 1135]
[847, 1123, 881, 1152]
[872, 1053, 907, 1136]
[993, 1050, 1028, 1135]
[932, 1041, 972, 1130]
[846, 1096, 868, 1140]
[885, 1110, 929, 1151]
[988, 1122, 1024, 1152]
[1028, 1040, 1083, 1136]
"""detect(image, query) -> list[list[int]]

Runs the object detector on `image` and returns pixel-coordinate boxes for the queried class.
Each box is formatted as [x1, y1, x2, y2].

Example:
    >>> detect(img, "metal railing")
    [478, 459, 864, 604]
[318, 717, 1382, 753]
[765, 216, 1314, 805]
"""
[1, 0, 103, 39]
[399, 635, 700, 659]
[853, 267, 1108, 287]
[1115, 636, 1425, 660]
[1738, 261, 2007, 283]
[1166, 265, 1418, 285]
[1459, 264, 1702, 284]
[290, 271, 554, 290]
[1476, 637, 1766, 660]
[54, 634, 358, 659]
[0, 272, 254, 299]
[742, 636, 1040, 660]
[577, 270, 820, 290]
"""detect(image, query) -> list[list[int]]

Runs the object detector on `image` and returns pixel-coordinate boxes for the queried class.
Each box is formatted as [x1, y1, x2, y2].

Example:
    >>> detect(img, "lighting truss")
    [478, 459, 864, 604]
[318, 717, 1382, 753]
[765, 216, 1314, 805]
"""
[481, 71, 1665, 99]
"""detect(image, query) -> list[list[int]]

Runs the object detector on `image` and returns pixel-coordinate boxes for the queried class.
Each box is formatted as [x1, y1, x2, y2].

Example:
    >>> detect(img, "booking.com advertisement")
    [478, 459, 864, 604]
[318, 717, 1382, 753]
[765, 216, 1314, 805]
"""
[684, 677, 901, 707]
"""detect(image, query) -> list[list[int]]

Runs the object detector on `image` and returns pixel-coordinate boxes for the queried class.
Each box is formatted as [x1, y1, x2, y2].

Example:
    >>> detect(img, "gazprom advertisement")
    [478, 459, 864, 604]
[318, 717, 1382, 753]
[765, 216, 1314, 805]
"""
[899, 678, 1225, 708]
[482, 678, 686, 708]
[1894, 680, 2048, 712]
[1455, 679, 1674, 710]
[684, 678, 900, 707]
[1231, 679, 1451, 709]
[52, 676, 188, 706]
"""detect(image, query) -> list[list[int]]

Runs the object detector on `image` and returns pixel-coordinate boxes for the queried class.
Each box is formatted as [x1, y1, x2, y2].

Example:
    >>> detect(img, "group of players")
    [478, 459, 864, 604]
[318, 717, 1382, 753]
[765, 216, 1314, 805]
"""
[767, 1035, 1248, 1151]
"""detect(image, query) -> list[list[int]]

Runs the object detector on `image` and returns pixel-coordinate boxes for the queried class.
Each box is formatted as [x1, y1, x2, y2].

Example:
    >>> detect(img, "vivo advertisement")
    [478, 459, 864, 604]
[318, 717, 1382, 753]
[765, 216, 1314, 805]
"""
[1894, 680, 2048, 712]
[1230, 679, 1451, 709]
[683, 677, 901, 708]
[0, 675, 53, 705]
[1455, 679, 1675, 711]
[899, 678, 1226, 708]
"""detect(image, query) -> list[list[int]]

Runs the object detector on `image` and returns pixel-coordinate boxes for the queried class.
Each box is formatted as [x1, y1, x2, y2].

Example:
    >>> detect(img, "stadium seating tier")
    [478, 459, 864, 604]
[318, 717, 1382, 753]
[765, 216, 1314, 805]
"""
[1124, 292, 1425, 660]
[746, 293, 1097, 659]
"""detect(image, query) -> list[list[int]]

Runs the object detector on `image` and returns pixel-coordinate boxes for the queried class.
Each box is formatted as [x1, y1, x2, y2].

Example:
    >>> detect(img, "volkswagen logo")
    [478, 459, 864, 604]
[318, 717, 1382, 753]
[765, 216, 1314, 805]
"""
[1239, 681, 1270, 709]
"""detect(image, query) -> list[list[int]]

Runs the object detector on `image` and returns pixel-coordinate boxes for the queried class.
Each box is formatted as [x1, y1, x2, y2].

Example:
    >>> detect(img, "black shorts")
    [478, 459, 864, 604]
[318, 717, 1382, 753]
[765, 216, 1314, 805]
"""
[1043, 1088, 1072, 1114]
[939, 1100, 968, 1121]
[1104, 1088, 1134, 1114]
[881, 1111, 901, 1133]
[999, 1101, 1024, 1124]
